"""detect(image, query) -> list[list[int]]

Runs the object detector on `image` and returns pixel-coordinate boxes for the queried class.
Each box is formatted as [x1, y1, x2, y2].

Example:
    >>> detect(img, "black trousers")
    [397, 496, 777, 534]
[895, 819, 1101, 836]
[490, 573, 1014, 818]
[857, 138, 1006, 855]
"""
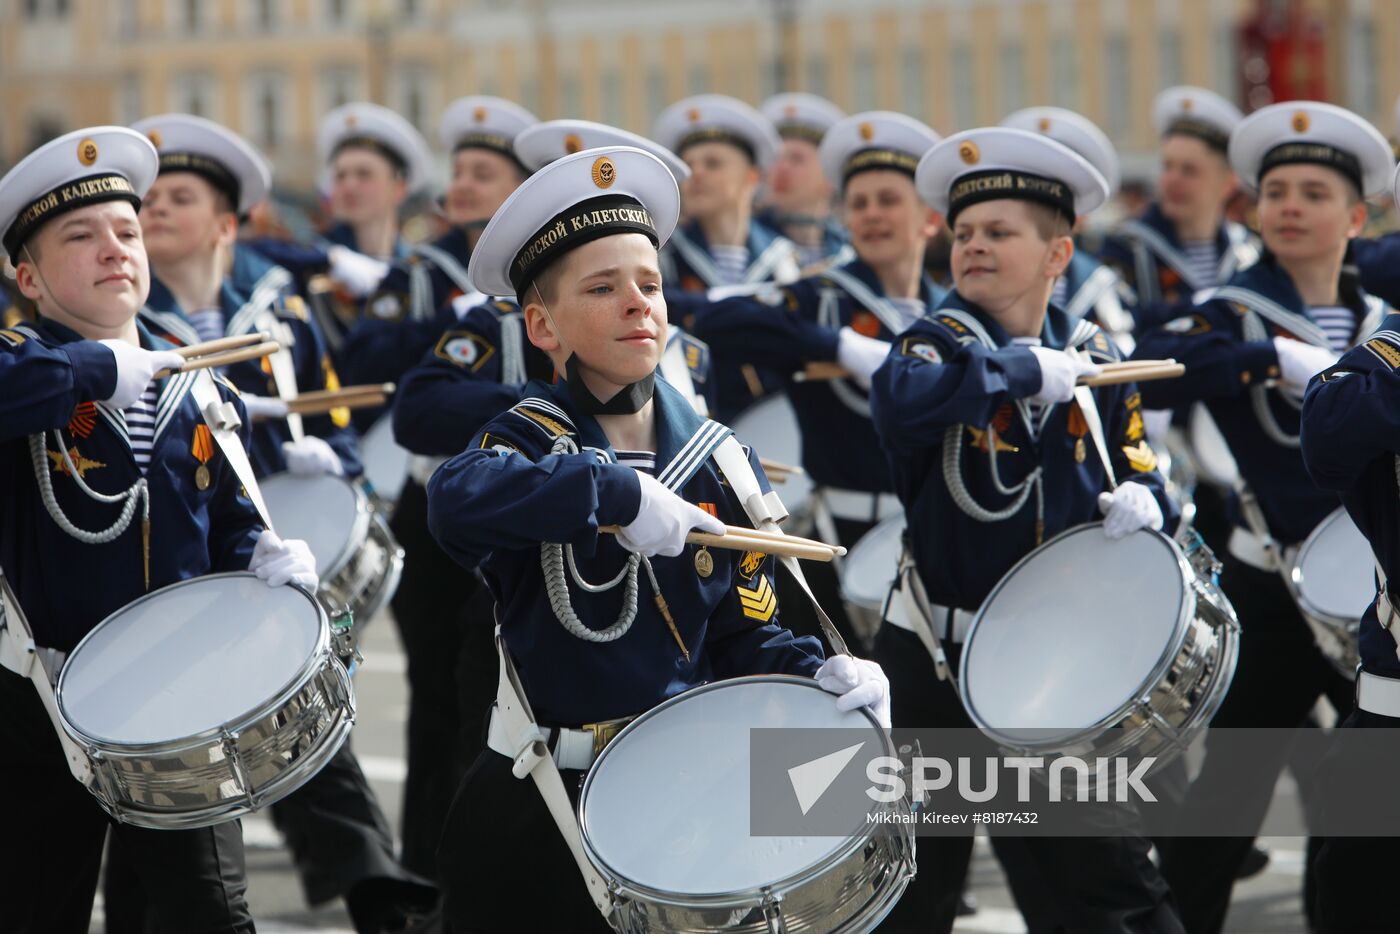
[871, 624, 1184, 934]
[775, 514, 876, 653]
[0, 667, 253, 934]
[1156, 552, 1346, 934]
[389, 478, 497, 880]
[438, 750, 613, 934]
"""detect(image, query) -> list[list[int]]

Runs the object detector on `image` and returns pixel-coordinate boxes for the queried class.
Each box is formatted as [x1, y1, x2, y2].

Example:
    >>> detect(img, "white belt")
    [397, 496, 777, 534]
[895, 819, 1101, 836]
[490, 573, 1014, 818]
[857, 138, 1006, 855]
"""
[407, 454, 448, 486]
[486, 704, 627, 772]
[1227, 526, 1280, 573]
[36, 648, 65, 686]
[1356, 669, 1400, 718]
[819, 487, 902, 523]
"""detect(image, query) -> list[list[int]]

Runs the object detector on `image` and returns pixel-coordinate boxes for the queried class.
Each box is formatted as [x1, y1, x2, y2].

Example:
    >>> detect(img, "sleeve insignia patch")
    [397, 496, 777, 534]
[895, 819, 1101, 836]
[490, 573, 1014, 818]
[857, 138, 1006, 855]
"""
[1164, 315, 1211, 335]
[368, 292, 407, 321]
[738, 549, 767, 579]
[736, 573, 777, 622]
[0, 328, 27, 347]
[435, 331, 496, 371]
[479, 433, 522, 456]
[1122, 440, 1158, 473]
[901, 337, 942, 363]
[1365, 337, 1400, 369]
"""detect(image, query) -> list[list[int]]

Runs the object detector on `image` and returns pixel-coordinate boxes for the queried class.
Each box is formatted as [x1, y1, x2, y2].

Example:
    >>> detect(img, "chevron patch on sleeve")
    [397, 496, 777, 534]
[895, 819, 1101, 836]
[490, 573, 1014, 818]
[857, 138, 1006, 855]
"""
[736, 574, 777, 623]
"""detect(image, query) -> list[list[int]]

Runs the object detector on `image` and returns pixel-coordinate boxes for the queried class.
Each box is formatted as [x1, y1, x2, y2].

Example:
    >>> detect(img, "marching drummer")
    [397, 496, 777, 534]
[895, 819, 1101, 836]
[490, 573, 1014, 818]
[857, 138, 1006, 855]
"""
[423, 145, 889, 930]
[868, 128, 1183, 932]
[0, 126, 319, 931]
[756, 92, 852, 270]
[690, 110, 943, 649]
[1301, 160, 1400, 934]
[1133, 100, 1396, 933]
[652, 94, 803, 419]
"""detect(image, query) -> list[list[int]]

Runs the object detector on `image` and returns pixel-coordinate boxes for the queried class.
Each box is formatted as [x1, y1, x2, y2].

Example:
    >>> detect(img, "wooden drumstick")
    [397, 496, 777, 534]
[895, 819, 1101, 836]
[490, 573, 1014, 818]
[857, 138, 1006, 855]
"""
[1079, 362, 1185, 388]
[794, 361, 851, 382]
[157, 341, 280, 378]
[172, 331, 271, 359]
[758, 457, 805, 477]
[598, 524, 846, 562]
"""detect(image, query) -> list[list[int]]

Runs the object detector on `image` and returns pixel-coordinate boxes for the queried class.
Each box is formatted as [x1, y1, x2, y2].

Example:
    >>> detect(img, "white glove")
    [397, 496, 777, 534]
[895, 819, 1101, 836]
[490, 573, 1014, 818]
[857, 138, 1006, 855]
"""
[327, 244, 390, 298]
[249, 529, 320, 590]
[836, 327, 893, 390]
[282, 436, 345, 476]
[613, 471, 725, 558]
[1097, 483, 1164, 540]
[1027, 346, 1101, 405]
[815, 655, 892, 729]
[1272, 337, 1337, 390]
[704, 283, 768, 302]
[98, 340, 187, 409]
[241, 394, 290, 420]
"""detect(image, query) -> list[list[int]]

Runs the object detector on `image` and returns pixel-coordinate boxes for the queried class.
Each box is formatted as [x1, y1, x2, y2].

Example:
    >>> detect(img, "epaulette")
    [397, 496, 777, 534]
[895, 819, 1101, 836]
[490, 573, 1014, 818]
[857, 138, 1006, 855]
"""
[0, 328, 27, 347]
[1364, 330, 1400, 370]
[927, 313, 978, 344]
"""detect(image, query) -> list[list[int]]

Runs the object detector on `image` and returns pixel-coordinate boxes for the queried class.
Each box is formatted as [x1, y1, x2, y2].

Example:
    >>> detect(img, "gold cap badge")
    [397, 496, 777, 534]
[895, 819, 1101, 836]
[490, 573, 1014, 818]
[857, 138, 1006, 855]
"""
[473, 105, 487, 123]
[858, 121, 874, 141]
[146, 129, 163, 148]
[77, 138, 98, 167]
[1292, 110, 1310, 133]
[959, 140, 980, 165]
[1037, 116, 1051, 133]
[686, 108, 701, 123]
[1181, 97, 1194, 112]
[564, 133, 584, 154]
[591, 155, 616, 189]
[784, 104, 798, 118]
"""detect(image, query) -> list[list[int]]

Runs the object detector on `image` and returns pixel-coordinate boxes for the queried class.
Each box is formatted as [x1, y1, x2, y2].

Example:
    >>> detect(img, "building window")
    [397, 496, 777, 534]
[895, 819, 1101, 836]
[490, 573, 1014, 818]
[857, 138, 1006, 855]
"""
[805, 57, 827, 97]
[1105, 33, 1129, 135]
[560, 75, 581, 122]
[644, 64, 665, 126]
[118, 74, 144, 125]
[1051, 35, 1076, 108]
[1346, 16, 1377, 119]
[29, 115, 65, 151]
[251, 0, 278, 31]
[1158, 28, 1182, 91]
[951, 43, 974, 130]
[171, 71, 219, 121]
[602, 71, 625, 128]
[176, 0, 205, 35]
[1214, 22, 1240, 108]
[687, 63, 707, 97]
[999, 40, 1025, 118]
[400, 0, 420, 20]
[900, 46, 923, 121]
[852, 49, 876, 111]
[246, 72, 288, 150]
[522, 76, 542, 118]
[324, 0, 350, 27]
[320, 66, 359, 114]
[23, 0, 70, 16]
[396, 66, 432, 133]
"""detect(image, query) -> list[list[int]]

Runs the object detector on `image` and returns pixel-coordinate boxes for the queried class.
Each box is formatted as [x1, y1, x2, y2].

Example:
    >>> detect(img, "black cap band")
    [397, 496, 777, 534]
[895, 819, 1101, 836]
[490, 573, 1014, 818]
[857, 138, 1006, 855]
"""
[511, 193, 658, 298]
[947, 169, 1076, 226]
[452, 132, 530, 175]
[1163, 116, 1231, 153]
[5, 173, 140, 263]
[331, 136, 408, 176]
[676, 127, 757, 164]
[158, 152, 241, 212]
[843, 148, 920, 185]
[776, 124, 825, 145]
[1259, 141, 1364, 193]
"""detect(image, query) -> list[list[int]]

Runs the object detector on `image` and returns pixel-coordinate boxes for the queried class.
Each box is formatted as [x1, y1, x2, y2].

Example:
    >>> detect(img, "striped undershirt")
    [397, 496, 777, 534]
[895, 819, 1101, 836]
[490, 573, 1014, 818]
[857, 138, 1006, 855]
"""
[1310, 305, 1356, 353]
[886, 296, 926, 331]
[709, 245, 751, 286]
[187, 307, 226, 343]
[615, 450, 657, 476]
[1180, 240, 1219, 287]
[124, 384, 159, 472]
[1050, 277, 1069, 309]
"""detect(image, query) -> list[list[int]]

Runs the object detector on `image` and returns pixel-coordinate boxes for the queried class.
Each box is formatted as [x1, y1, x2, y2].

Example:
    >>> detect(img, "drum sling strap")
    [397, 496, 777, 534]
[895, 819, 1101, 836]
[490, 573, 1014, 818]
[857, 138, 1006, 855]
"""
[489, 433, 851, 922]
[189, 368, 277, 531]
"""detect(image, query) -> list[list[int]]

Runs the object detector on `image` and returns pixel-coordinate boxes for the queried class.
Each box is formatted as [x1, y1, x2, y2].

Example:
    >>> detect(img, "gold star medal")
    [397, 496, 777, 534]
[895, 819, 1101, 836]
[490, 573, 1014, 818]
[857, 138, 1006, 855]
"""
[694, 546, 714, 578]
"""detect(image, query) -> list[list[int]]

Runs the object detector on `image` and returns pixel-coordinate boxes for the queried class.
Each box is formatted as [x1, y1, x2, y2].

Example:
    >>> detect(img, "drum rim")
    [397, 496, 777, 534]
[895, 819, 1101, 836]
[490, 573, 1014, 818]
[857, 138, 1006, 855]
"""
[57, 572, 331, 751]
[1290, 506, 1370, 632]
[958, 523, 1195, 746]
[577, 673, 898, 904]
[839, 513, 907, 610]
[261, 471, 374, 577]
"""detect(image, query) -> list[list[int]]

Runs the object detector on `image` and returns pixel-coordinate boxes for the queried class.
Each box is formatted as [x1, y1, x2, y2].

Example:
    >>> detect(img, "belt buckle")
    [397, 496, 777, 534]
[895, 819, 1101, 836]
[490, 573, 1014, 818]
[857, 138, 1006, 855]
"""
[583, 718, 628, 758]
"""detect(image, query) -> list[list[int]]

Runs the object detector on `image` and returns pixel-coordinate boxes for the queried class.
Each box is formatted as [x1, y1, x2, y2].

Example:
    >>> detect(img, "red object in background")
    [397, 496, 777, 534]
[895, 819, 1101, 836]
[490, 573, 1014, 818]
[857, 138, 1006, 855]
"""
[1237, 0, 1328, 113]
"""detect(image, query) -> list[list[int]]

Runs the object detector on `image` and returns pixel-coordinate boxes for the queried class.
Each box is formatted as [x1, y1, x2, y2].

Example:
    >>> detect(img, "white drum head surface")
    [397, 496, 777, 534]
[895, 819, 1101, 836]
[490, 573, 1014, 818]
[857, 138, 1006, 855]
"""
[731, 394, 813, 510]
[841, 515, 906, 609]
[581, 679, 872, 896]
[362, 415, 410, 503]
[261, 473, 360, 576]
[60, 575, 320, 744]
[1297, 510, 1373, 621]
[963, 527, 1185, 741]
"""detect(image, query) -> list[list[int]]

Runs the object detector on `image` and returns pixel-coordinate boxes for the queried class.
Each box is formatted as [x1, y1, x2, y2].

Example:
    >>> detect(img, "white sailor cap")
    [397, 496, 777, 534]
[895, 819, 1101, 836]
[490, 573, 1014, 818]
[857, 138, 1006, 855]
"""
[1153, 86, 1242, 153]
[1002, 106, 1120, 197]
[653, 95, 781, 169]
[818, 111, 941, 192]
[318, 102, 435, 193]
[1229, 101, 1395, 197]
[467, 147, 680, 300]
[916, 127, 1109, 226]
[131, 113, 271, 217]
[439, 96, 539, 173]
[760, 93, 847, 145]
[514, 119, 690, 184]
[0, 126, 158, 264]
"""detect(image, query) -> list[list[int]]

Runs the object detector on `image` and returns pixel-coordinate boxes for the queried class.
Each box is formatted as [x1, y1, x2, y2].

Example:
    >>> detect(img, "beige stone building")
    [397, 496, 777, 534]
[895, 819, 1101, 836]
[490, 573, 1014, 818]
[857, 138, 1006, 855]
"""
[1, 0, 1396, 194]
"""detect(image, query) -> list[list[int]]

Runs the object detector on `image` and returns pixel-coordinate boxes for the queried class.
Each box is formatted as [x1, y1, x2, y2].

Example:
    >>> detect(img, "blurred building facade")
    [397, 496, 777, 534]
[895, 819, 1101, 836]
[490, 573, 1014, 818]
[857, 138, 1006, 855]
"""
[1, 0, 1395, 194]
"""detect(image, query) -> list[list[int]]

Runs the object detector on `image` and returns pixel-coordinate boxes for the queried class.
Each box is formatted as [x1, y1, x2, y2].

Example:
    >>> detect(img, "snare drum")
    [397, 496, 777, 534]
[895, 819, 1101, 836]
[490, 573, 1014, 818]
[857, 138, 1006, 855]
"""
[731, 394, 813, 527]
[839, 514, 906, 644]
[579, 676, 913, 933]
[1290, 507, 1372, 677]
[960, 525, 1239, 771]
[360, 414, 411, 508]
[55, 573, 354, 829]
[262, 472, 405, 626]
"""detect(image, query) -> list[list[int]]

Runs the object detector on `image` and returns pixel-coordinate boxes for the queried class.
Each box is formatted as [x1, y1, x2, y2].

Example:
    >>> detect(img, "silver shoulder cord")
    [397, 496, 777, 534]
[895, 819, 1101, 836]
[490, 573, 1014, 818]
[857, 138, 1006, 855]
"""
[1240, 308, 1303, 449]
[28, 427, 149, 546]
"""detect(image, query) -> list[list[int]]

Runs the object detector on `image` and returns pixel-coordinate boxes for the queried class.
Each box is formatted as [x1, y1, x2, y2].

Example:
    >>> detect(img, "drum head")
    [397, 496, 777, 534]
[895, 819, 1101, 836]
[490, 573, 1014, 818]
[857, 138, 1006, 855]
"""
[261, 473, 362, 576]
[580, 677, 873, 897]
[961, 527, 1186, 743]
[1296, 509, 1373, 622]
[59, 574, 322, 745]
[362, 415, 410, 503]
[730, 394, 812, 511]
[840, 515, 906, 610]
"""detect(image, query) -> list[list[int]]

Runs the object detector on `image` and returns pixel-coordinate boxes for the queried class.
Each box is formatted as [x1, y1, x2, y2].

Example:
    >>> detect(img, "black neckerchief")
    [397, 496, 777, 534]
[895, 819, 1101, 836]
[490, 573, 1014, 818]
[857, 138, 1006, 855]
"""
[564, 354, 655, 415]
